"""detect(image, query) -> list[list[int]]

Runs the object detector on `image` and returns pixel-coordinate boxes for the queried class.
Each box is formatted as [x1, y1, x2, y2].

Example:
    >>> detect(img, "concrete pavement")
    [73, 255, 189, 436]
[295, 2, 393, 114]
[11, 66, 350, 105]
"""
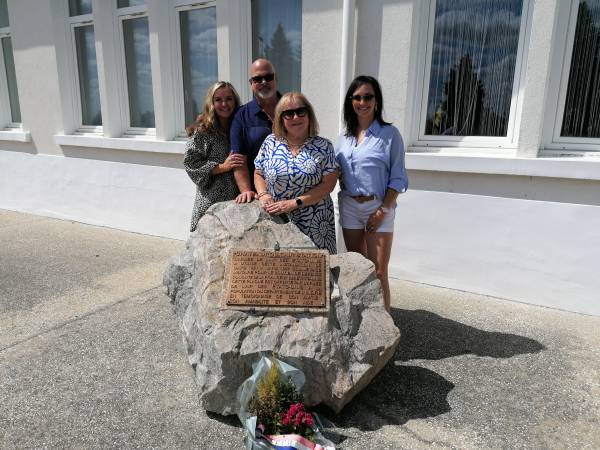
[1, 210, 599, 449]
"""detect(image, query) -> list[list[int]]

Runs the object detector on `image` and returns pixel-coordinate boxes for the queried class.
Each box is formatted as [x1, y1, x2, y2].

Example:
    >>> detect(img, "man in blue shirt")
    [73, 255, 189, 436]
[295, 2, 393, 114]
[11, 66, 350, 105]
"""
[231, 58, 281, 203]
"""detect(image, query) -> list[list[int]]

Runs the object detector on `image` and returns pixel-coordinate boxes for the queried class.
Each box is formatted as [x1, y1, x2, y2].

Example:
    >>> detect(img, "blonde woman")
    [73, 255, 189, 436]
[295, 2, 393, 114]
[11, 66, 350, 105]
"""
[184, 81, 245, 232]
[254, 92, 339, 253]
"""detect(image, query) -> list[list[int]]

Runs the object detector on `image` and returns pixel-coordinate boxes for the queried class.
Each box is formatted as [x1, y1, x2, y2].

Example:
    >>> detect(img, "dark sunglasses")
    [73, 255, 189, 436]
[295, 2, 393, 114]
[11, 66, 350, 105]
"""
[282, 107, 308, 120]
[350, 94, 375, 102]
[249, 73, 275, 84]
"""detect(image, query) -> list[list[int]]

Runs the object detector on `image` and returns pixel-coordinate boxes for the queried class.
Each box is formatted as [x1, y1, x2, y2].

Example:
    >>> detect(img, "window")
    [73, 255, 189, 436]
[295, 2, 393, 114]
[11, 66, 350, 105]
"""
[416, 0, 529, 146]
[54, 0, 244, 147]
[67, 1, 102, 129]
[251, 0, 302, 94]
[0, 0, 22, 127]
[551, 0, 600, 149]
[117, 1, 155, 130]
[177, 3, 218, 128]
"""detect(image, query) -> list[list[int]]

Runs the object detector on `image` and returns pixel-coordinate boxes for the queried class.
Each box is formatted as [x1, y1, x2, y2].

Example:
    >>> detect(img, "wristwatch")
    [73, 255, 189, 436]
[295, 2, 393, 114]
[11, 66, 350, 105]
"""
[379, 205, 391, 214]
[295, 197, 303, 207]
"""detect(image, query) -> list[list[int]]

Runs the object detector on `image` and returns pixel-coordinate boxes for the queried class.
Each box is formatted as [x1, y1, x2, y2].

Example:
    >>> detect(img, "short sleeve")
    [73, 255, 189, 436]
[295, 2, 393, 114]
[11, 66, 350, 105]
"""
[320, 138, 339, 175]
[254, 133, 275, 172]
[183, 131, 220, 188]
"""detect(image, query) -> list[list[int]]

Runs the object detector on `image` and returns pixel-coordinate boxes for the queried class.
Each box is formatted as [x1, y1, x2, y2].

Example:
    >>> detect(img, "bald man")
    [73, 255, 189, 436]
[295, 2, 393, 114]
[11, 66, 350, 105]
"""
[230, 59, 282, 203]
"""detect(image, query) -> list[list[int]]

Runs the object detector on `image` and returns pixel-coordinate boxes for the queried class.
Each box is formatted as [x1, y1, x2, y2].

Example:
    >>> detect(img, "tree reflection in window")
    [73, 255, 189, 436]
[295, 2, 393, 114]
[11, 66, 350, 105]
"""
[425, 0, 524, 137]
[561, 0, 600, 138]
[251, 0, 301, 94]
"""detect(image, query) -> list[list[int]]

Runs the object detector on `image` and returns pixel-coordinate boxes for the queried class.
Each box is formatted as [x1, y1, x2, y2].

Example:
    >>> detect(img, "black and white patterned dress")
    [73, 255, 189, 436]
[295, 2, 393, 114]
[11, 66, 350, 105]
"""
[254, 134, 338, 253]
[184, 127, 239, 232]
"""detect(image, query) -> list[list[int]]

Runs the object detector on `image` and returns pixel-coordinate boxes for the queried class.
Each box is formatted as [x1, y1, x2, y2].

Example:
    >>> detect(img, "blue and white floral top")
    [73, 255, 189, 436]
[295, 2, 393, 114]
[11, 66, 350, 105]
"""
[254, 133, 339, 254]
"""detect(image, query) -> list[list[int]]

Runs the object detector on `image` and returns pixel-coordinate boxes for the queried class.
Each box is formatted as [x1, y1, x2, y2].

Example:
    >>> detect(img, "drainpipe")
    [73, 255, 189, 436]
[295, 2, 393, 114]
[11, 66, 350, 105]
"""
[336, 0, 356, 253]
[339, 0, 356, 133]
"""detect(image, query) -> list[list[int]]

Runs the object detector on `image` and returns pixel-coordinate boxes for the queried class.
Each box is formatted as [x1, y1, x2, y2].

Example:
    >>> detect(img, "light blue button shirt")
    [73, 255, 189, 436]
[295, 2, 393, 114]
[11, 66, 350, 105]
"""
[335, 121, 408, 200]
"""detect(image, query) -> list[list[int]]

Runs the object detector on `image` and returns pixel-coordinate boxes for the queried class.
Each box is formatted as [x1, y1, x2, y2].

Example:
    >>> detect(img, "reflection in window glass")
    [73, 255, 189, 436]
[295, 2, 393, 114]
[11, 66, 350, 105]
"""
[561, 0, 600, 138]
[69, 0, 92, 16]
[180, 7, 218, 126]
[424, 0, 523, 137]
[0, 0, 9, 28]
[74, 25, 102, 126]
[117, 0, 145, 8]
[123, 17, 154, 128]
[252, 0, 302, 94]
[2, 37, 21, 123]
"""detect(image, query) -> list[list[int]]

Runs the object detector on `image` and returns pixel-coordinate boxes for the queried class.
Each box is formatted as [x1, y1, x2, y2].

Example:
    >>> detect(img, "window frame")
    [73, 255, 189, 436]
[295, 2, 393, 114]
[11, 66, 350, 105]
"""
[0, 20, 21, 129]
[66, 11, 103, 134]
[544, 0, 600, 153]
[411, 0, 533, 151]
[171, 0, 218, 137]
[114, 3, 156, 136]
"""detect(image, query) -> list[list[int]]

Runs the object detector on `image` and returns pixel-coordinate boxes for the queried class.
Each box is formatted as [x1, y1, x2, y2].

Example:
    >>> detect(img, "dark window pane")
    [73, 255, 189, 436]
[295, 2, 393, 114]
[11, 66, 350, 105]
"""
[117, 0, 145, 8]
[252, 0, 302, 94]
[0, 0, 8, 28]
[123, 16, 155, 128]
[180, 6, 218, 126]
[424, 0, 524, 137]
[2, 37, 21, 123]
[561, 0, 600, 138]
[69, 0, 92, 16]
[74, 25, 102, 126]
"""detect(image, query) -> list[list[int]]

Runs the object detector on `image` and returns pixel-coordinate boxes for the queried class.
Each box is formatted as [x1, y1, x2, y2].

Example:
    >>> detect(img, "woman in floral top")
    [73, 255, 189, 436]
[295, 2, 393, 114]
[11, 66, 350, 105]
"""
[254, 92, 339, 253]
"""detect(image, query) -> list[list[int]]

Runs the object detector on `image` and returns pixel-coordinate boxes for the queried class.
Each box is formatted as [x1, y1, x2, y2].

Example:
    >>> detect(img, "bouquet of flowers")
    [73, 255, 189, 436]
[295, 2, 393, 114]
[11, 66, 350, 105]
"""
[237, 355, 335, 450]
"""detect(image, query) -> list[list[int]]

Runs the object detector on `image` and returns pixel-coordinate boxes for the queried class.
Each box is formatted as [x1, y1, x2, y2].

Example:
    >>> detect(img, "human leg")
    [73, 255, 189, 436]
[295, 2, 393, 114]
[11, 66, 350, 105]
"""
[365, 232, 394, 311]
[342, 228, 367, 255]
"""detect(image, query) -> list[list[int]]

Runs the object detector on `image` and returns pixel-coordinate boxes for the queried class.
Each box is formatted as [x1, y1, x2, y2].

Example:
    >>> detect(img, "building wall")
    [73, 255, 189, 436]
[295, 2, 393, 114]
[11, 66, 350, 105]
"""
[1, 0, 599, 315]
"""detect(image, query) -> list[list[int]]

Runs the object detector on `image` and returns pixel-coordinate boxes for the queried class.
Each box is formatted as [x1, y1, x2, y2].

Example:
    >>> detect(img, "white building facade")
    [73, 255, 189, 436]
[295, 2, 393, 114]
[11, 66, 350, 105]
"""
[1, 0, 599, 315]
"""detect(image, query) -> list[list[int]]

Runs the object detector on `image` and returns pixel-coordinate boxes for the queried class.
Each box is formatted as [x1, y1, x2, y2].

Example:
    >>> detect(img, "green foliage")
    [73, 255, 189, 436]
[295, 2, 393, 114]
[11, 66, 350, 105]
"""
[247, 357, 303, 434]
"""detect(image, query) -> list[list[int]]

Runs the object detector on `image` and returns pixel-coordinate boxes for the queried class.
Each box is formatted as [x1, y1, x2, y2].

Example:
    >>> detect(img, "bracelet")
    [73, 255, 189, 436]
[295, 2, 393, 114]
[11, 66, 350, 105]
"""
[257, 191, 271, 199]
[379, 205, 391, 214]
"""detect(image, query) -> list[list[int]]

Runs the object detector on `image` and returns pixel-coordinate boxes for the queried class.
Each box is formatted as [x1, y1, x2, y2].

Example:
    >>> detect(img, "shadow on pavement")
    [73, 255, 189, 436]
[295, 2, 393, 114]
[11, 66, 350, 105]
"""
[329, 364, 454, 432]
[391, 308, 546, 361]
[324, 308, 545, 433]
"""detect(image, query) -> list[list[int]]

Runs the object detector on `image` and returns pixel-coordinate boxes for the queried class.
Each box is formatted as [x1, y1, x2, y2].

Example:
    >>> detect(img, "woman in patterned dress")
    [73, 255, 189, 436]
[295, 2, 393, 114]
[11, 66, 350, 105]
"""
[184, 81, 246, 232]
[254, 92, 339, 253]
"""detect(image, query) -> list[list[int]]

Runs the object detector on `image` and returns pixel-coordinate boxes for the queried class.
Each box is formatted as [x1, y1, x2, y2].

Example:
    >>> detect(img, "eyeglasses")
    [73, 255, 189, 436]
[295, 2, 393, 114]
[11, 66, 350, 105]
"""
[282, 107, 308, 120]
[249, 73, 275, 84]
[350, 94, 375, 102]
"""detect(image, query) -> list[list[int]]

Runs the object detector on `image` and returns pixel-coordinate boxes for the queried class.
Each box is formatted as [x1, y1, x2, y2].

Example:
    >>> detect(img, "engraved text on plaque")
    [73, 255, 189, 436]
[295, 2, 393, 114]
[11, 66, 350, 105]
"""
[224, 248, 329, 310]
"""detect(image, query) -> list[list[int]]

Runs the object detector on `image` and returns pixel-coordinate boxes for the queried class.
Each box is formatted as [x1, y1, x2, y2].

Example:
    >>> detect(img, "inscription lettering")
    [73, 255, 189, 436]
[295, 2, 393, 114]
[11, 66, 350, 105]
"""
[224, 249, 329, 309]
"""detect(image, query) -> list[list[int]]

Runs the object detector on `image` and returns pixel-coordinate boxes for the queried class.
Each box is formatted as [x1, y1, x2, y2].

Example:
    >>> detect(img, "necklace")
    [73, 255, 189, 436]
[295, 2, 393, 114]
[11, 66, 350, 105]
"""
[286, 138, 306, 156]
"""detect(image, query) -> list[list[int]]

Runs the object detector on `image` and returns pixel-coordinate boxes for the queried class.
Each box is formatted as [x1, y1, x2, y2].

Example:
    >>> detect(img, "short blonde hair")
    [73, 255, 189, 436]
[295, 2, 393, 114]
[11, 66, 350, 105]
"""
[272, 92, 320, 140]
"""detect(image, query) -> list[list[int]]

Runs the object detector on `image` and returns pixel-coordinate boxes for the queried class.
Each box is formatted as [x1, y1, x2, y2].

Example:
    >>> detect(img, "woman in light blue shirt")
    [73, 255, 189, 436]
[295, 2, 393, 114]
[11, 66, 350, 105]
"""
[336, 75, 408, 311]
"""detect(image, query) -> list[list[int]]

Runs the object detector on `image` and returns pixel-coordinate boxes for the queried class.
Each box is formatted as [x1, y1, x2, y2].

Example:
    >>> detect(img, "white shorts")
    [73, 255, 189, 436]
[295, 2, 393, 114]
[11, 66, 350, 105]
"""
[338, 193, 396, 233]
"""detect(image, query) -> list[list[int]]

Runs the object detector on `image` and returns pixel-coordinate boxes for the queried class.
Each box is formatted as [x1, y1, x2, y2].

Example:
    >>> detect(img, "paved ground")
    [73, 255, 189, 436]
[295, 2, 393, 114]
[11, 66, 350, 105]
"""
[1, 210, 599, 449]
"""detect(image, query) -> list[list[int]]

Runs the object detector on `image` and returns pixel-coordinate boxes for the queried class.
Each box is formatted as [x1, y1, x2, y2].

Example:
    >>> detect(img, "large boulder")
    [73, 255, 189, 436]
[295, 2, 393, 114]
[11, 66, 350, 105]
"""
[163, 201, 400, 415]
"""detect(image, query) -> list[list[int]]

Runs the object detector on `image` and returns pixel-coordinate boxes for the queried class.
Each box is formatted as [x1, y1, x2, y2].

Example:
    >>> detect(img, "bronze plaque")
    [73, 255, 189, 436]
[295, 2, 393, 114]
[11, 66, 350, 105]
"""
[223, 248, 329, 311]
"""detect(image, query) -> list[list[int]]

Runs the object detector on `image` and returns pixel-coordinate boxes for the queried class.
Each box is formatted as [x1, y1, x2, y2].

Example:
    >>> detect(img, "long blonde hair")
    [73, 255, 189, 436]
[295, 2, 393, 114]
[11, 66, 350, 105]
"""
[272, 92, 320, 140]
[186, 81, 240, 136]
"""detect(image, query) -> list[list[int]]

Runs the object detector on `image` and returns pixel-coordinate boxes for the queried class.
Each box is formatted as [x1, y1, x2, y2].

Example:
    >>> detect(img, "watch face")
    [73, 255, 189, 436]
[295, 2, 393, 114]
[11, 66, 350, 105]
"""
[296, 198, 303, 206]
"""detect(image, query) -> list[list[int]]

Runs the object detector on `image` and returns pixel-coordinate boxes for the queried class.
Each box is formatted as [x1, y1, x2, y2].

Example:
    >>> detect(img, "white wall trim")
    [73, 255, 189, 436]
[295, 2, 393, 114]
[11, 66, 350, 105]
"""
[406, 152, 600, 181]
[0, 129, 30, 142]
[54, 133, 186, 154]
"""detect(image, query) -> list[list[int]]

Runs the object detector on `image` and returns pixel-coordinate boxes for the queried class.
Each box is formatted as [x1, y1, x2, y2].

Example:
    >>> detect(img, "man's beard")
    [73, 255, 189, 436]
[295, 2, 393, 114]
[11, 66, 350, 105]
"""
[255, 87, 275, 100]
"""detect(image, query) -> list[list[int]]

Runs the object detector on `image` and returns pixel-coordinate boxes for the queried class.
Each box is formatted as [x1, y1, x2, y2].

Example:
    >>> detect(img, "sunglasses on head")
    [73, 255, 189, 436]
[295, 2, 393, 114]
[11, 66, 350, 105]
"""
[282, 107, 308, 120]
[350, 94, 375, 102]
[249, 73, 275, 84]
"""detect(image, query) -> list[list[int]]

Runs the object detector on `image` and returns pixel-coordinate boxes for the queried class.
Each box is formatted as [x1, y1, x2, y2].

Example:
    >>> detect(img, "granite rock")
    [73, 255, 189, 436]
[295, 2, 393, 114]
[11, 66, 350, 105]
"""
[163, 201, 400, 415]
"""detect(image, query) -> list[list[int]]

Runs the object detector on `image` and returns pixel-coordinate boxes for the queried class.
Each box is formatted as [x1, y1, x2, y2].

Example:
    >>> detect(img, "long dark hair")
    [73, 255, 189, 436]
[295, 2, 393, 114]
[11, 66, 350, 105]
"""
[343, 75, 391, 137]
